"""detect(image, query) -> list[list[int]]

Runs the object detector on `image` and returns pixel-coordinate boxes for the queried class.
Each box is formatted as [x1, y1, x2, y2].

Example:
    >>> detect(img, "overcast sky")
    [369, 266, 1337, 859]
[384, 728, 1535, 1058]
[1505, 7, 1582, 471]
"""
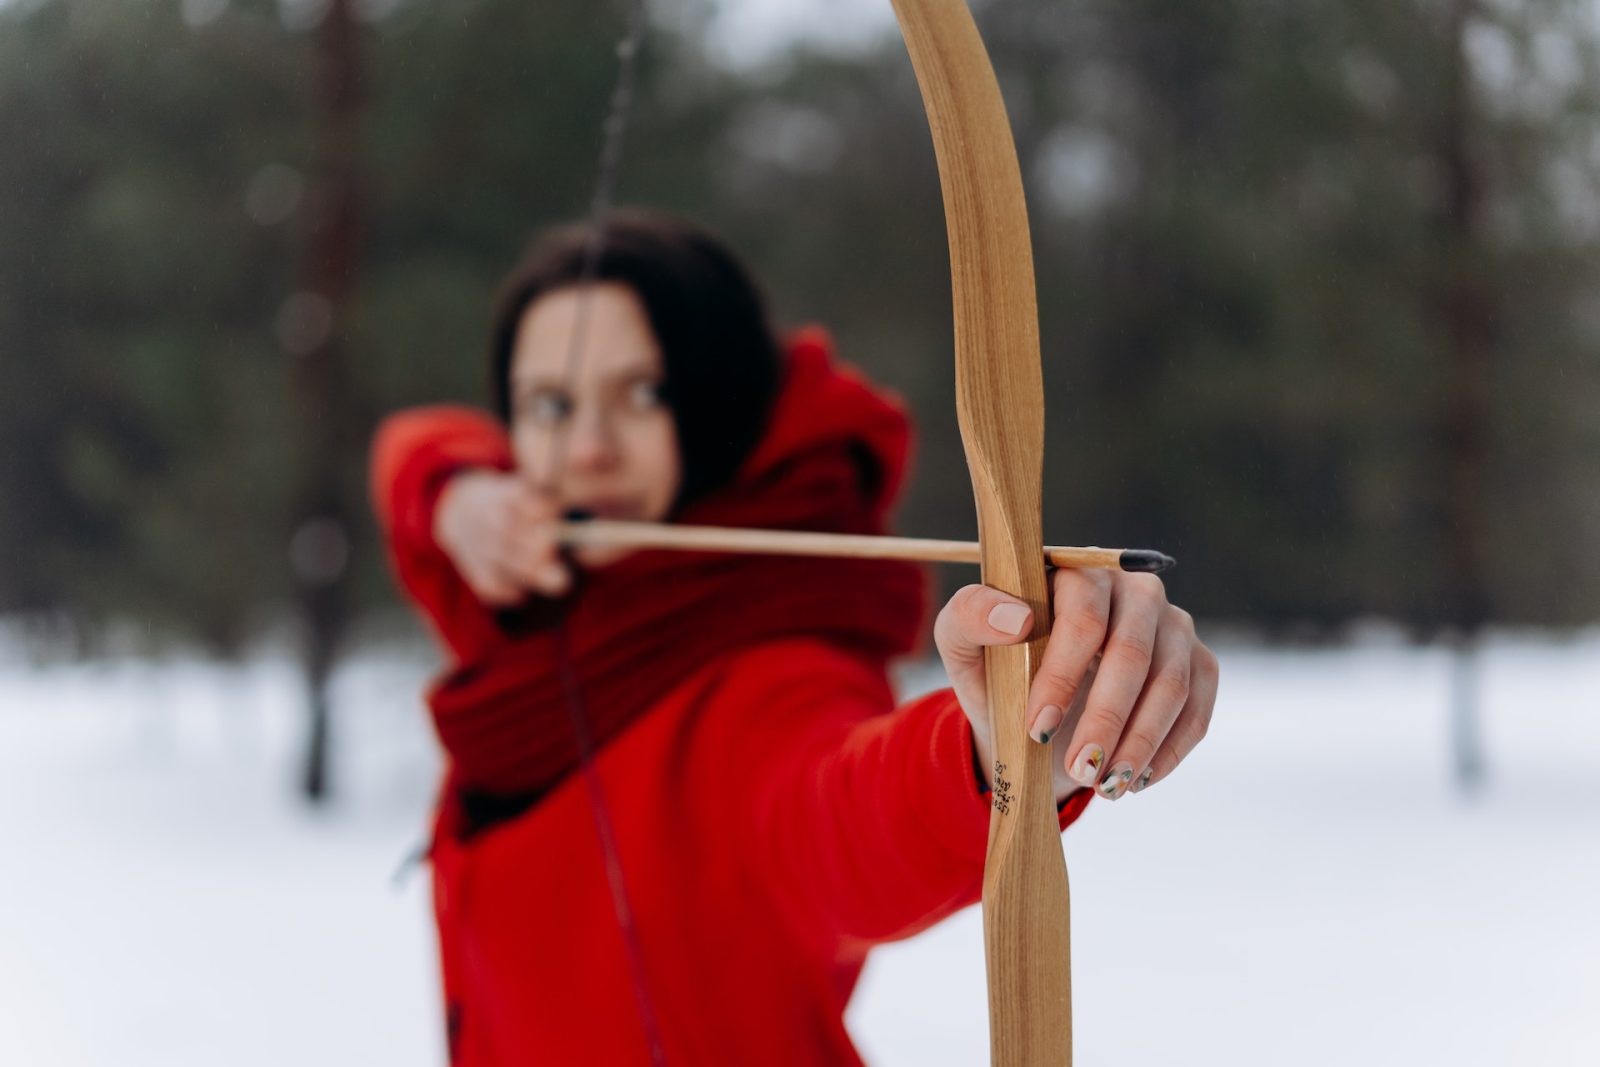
[0, 0, 900, 53]
[698, 0, 900, 68]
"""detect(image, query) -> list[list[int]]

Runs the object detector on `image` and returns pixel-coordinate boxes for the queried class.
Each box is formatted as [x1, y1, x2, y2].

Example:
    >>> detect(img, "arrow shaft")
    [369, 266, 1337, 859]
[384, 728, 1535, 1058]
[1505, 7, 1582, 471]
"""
[556, 520, 1170, 573]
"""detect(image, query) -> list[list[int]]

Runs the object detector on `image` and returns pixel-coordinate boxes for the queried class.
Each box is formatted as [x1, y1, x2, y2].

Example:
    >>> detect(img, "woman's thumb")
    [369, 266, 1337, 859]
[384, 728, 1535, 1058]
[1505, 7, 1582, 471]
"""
[933, 584, 1034, 669]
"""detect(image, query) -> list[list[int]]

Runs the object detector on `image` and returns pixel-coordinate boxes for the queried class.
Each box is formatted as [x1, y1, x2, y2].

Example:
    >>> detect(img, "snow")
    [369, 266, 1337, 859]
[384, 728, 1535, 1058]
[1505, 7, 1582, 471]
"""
[1, 632, 1597, 1065]
[0, 647, 445, 1067]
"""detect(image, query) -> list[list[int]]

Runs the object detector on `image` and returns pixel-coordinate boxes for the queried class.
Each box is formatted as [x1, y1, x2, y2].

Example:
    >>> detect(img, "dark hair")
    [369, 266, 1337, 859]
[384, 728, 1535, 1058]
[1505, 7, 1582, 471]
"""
[489, 209, 784, 508]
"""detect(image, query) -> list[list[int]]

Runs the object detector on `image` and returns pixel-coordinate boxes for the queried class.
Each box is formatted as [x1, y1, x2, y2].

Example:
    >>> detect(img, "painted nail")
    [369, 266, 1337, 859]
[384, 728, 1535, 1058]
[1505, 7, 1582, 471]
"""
[1031, 704, 1065, 745]
[987, 602, 1030, 636]
[1098, 762, 1135, 800]
[1130, 767, 1155, 794]
[1068, 743, 1106, 788]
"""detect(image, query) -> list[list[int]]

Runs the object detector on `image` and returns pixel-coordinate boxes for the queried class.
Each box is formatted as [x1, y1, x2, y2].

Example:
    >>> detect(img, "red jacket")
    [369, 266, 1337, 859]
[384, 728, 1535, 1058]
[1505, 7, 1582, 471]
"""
[371, 339, 1092, 1066]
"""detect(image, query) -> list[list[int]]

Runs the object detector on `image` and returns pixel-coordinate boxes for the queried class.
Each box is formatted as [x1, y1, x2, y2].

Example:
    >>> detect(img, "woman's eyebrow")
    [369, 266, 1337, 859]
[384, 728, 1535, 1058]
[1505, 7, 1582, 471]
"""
[513, 360, 661, 393]
[510, 373, 566, 394]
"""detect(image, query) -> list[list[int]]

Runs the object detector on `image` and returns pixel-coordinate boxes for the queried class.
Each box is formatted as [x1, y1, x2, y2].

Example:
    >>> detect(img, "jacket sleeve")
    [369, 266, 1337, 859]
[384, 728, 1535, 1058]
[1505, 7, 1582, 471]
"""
[717, 641, 1093, 958]
[368, 405, 514, 661]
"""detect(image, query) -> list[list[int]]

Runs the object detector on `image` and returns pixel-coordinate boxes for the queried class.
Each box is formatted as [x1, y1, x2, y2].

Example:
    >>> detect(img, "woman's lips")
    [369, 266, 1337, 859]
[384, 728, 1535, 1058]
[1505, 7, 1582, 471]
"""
[563, 501, 640, 522]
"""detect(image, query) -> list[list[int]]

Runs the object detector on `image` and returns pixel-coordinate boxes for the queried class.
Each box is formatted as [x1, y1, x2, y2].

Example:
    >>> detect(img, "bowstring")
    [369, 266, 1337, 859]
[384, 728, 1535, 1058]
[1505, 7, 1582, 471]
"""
[533, 0, 649, 489]
[534, 2, 667, 1062]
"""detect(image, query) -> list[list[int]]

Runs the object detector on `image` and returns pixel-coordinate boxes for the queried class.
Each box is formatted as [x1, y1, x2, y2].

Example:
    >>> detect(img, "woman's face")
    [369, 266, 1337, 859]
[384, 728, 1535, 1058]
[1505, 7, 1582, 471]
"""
[508, 282, 682, 565]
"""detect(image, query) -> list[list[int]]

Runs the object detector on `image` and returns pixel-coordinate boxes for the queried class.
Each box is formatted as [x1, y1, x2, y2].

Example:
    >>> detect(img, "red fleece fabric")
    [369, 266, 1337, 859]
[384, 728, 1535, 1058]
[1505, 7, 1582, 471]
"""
[371, 327, 1092, 1066]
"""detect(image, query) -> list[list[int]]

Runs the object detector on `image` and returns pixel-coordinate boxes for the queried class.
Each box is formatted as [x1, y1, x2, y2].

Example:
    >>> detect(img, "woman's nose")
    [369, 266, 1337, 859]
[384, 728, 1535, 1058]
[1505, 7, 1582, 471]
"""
[565, 406, 622, 470]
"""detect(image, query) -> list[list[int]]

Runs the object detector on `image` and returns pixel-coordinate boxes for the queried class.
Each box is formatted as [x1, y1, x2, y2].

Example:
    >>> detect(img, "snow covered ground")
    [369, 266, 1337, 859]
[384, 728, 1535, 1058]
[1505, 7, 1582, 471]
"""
[1, 631, 1596, 1065]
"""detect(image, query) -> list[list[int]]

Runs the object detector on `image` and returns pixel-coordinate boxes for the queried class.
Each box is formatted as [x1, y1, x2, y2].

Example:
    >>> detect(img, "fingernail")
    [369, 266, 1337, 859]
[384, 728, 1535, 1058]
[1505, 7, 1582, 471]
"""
[1031, 704, 1065, 744]
[1098, 762, 1135, 800]
[987, 602, 1030, 636]
[1130, 767, 1155, 794]
[1068, 743, 1106, 787]
[542, 565, 569, 593]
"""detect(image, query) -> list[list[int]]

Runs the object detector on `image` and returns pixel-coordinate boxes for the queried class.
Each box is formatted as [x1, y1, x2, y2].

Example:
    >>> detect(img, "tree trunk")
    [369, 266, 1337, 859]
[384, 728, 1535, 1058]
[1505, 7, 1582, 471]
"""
[1435, 0, 1495, 794]
[289, 0, 366, 804]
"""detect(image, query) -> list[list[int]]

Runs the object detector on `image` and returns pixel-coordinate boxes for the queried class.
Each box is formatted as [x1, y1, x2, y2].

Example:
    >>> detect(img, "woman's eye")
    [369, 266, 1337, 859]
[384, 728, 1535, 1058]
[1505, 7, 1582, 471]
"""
[627, 379, 666, 412]
[520, 391, 572, 425]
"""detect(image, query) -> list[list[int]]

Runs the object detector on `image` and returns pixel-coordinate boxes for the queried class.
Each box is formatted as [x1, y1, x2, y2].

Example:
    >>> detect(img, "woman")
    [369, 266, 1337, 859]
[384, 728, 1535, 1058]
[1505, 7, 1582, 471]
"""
[371, 210, 1217, 1065]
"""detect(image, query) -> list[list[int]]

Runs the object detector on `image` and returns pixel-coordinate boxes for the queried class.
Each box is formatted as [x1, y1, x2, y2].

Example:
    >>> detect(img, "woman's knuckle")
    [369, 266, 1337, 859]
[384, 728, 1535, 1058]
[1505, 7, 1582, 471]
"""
[1082, 701, 1128, 734]
[937, 590, 990, 648]
[1123, 572, 1166, 601]
[952, 584, 988, 613]
[1067, 602, 1109, 642]
[1155, 666, 1191, 704]
[1123, 726, 1164, 756]
[1108, 631, 1155, 665]
[1038, 664, 1084, 700]
[1051, 567, 1087, 593]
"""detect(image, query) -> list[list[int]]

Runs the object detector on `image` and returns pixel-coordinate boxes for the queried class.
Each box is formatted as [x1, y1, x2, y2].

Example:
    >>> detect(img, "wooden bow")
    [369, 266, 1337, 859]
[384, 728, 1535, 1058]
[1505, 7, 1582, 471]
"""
[887, 2, 1074, 1063]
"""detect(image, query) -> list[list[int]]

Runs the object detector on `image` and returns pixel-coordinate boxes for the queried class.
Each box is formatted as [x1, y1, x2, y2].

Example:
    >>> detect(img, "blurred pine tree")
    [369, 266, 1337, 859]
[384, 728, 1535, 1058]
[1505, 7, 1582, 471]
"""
[1, 0, 1596, 672]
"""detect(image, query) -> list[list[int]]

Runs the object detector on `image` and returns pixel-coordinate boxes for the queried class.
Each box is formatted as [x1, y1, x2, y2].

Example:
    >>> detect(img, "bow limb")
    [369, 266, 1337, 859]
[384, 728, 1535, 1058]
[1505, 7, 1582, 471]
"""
[887, 2, 1072, 1064]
